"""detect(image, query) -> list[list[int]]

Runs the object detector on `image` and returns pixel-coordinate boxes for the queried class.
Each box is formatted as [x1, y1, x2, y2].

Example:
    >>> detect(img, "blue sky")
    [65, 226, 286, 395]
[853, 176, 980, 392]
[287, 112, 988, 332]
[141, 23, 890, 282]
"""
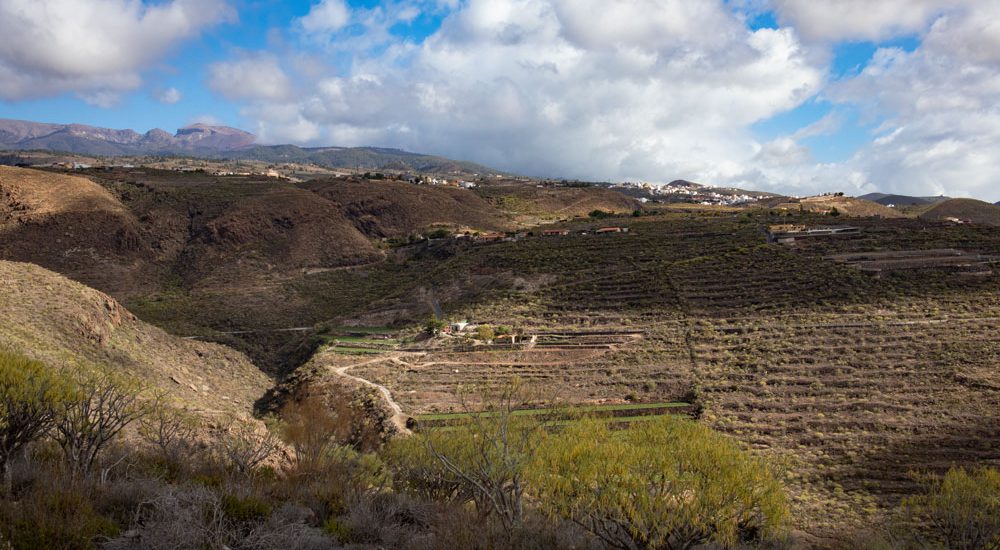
[0, 1, 997, 201]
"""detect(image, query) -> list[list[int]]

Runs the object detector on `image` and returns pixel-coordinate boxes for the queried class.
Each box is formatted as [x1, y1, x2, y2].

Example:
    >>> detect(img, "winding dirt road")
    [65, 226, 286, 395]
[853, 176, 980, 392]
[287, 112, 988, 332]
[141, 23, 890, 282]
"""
[331, 352, 424, 436]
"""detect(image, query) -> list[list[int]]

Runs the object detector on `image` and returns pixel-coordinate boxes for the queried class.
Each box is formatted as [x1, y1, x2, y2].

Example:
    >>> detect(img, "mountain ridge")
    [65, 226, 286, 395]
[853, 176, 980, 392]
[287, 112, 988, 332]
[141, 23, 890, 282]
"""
[0, 118, 499, 175]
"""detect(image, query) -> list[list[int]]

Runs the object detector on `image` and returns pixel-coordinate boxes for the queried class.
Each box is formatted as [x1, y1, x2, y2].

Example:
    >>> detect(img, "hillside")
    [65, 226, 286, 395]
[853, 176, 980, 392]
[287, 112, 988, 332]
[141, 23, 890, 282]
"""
[0, 260, 269, 421]
[0, 166, 151, 292]
[300, 178, 511, 238]
[918, 198, 1000, 226]
[766, 194, 906, 218]
[475, 181, 641, 221]
[225, 145, 500, 175]
[858, 193, 950, 206]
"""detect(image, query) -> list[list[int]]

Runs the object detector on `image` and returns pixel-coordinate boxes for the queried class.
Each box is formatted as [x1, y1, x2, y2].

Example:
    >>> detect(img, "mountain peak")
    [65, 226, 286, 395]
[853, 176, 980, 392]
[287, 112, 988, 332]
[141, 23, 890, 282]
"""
[0, 118, 256, 154]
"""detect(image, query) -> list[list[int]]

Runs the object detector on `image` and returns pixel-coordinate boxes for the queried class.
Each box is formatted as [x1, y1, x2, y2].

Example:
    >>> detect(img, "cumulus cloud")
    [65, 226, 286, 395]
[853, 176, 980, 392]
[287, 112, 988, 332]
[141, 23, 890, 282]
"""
[155, 87, 183, 104]
[770, 0, 969, 42]
[210, 0, 1000, 201]
[207, 56, 293, 100]
[236, 0, 823, 186]
[0, 0, 233, 103]
[297, 0, 351, 34]
[825, 2, 1000, 201]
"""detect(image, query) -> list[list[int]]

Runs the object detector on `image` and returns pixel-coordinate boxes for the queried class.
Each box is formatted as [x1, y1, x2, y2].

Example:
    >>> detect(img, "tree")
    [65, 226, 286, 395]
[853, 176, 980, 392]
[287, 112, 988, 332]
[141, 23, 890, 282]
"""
[53, 368, 152, 475]
[475, 325, 496, 342]
[216, 418, 280, 477]
[0, 351, 71, 477]
[139, 396, 200, 466]
[528, 416, 788, 550]
[424, 318, 446, 336]
[901, 466, 1000, 550]
[393, 380, 549, 536]
[279, 392, 355, 473]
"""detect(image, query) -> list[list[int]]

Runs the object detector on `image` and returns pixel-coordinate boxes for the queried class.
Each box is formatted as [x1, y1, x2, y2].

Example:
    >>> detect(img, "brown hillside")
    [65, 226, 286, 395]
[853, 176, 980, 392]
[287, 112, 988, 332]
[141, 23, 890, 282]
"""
[182, 186, 383, 284]
[776, 195, 905, 218]
[475, 182, 641, 221]
[299, 178, 511, 237]
[0, 166, 148, 292]
[919, 198, 1000, 226]
[0, 260, 270, 421]
[0, 167, 385, 295]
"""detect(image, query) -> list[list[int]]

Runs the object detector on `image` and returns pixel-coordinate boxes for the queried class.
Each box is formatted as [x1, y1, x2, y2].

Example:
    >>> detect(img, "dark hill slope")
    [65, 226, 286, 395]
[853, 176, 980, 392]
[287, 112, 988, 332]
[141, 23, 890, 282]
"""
[0, 166, 150, 292]
[919, 198, 1000, 226]
[0, 167, 383, 296]
[858, 193, 950, 206]
[300, 178, 511, 238]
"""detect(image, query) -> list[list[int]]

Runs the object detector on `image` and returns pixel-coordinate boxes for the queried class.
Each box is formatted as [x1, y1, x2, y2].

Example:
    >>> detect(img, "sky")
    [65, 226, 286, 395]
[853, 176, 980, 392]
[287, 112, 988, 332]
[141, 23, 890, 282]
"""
[0, 0, 998, 201]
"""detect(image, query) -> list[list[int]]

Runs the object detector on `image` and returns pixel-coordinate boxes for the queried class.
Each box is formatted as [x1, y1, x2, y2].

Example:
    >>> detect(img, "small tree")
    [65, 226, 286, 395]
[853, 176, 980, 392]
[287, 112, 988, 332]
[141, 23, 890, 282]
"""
[139, 396, 200, 466]
[407, 380, 550, 535]
[0, 351, 71, 477]
[216, 419, 280, 477]
[424, 318, 446, 336]
[53, 368, 152, 475]
[475, 325, 496, 342]
[425, 378, 545, 533]
[279, 393, 352, 474]
[902, 466, 1000, 550]
[528, 416, 788, 550]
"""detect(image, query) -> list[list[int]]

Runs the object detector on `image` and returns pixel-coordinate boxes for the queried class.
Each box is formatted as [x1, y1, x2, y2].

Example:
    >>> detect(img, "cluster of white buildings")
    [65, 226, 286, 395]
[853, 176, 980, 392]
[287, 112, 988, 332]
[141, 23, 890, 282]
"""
[406, 175, 477, 189]
[611, 181, 770, 206]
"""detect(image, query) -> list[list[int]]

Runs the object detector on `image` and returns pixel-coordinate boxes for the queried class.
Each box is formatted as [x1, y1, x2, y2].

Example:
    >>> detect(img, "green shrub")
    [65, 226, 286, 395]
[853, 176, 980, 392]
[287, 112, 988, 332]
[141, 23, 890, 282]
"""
[1, 483, 119, 550]
[221, 494, 272, 523]
[323, 516, 355, 543]
[528, 415, 788, 550]
[901, 466, 1000, 550]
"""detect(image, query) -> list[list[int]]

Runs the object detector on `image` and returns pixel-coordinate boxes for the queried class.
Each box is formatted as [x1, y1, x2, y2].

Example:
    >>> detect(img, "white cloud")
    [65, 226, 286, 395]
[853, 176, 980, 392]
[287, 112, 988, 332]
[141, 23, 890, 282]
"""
[240, 0, 823, 187]
[770, 0, 969, 42]
[0, 0, 233, 102]
[824, 2, 1000, 201]
[155, 87, 183, 104]
[207, 56, 293, 100]
[297, 0, 351, 34]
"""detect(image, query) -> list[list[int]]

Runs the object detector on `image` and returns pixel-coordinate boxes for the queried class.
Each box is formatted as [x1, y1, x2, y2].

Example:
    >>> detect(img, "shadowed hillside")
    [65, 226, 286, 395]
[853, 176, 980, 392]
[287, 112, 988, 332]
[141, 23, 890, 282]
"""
[300, 177, 512, 238]
[919, 198, 1000, 226]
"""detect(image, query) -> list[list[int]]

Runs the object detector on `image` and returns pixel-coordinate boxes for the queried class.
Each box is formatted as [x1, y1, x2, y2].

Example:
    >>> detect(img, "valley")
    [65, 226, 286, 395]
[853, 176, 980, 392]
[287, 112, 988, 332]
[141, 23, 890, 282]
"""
[3, 163, 1000, 546]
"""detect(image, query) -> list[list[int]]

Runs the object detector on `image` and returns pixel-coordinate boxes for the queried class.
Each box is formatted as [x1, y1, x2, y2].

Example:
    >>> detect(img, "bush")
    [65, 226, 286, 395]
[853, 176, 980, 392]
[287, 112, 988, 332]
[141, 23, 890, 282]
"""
[475, 325, 496, 342]
[527, 416, 788, 550]
[222, 493, 273, 523]
[0, 479, 119, 550]
[0, 351, 72, 476]
[901, 466, 1000, 550]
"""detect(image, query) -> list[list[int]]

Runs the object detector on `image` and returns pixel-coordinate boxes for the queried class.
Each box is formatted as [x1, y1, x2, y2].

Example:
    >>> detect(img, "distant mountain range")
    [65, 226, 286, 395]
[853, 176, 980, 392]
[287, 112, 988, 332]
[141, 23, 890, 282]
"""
[858, 193, 951, 206]
[0, 118, 256, 155]
[0, 118, 498, 175]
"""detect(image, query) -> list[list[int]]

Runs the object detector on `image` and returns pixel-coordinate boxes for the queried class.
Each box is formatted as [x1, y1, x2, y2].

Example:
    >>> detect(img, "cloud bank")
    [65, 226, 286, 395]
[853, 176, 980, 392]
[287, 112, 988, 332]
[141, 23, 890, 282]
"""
[0, 0, 232, 103]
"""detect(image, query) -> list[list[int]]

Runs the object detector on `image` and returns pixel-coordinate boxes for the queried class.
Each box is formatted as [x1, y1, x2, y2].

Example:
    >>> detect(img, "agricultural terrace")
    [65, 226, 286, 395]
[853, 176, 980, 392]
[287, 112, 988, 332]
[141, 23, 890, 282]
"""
[335, 209, 1000, 542]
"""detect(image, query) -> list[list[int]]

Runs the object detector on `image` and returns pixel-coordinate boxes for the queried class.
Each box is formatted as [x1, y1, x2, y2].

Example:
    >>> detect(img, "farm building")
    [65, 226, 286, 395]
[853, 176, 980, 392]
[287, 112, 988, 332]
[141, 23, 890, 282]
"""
[767, 225, 860, 244]
[542, 229, 570, 236]
[825, 249, 998, 276]
[476, 232, 505, 242]
[596, 227, 629, 234]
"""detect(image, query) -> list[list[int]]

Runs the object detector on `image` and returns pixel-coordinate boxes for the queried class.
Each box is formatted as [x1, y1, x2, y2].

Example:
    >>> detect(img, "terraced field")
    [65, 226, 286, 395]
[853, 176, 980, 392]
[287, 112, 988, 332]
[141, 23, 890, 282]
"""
[309, 209, 1000, 543]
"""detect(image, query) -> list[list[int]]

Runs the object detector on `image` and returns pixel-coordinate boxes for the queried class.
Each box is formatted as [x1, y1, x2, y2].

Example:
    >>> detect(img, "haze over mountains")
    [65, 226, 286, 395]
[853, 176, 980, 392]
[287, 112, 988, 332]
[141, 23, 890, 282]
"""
[0, 118, 498, 175]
